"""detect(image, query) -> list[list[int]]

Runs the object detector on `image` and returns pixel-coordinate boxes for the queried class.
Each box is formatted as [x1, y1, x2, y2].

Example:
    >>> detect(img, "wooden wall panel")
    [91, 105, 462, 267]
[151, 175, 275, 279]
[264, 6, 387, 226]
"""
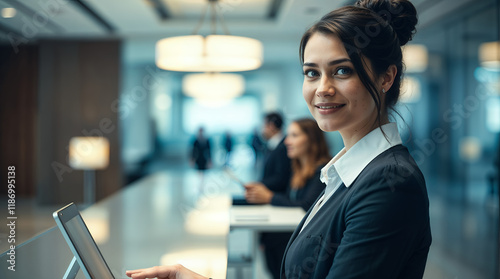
[0, 45, 38, 197]
[37, 40, 122, 204]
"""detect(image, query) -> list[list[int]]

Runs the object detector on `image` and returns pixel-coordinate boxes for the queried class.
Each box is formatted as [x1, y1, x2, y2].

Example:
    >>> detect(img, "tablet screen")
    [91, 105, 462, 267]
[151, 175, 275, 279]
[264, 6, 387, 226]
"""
[54, 203, 114, 279]
[65, 215, 114, 279]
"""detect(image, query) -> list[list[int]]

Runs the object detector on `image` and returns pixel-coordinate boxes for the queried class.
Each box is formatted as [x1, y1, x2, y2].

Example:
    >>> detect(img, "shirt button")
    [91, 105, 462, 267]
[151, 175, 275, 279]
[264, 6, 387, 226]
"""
[328, 167, 336, 176]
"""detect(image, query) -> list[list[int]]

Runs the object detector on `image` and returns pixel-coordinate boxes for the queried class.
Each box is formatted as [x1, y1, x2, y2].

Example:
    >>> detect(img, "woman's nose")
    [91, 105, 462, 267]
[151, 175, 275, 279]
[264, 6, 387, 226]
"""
[316, 77, 335, 97]
[284, 137, 291, 146]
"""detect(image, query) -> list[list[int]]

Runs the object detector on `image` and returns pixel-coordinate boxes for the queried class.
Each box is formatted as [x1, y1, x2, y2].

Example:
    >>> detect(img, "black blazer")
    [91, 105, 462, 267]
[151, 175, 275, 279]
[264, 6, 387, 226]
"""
[271, 165, 325, 211]
[262, 138, 292, 194]
[281, 145, 431, 279]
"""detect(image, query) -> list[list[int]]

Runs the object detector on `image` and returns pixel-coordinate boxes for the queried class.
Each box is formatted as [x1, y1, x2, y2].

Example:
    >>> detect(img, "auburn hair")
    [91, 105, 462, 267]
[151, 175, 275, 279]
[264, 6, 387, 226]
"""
[290, 118, 331, 189]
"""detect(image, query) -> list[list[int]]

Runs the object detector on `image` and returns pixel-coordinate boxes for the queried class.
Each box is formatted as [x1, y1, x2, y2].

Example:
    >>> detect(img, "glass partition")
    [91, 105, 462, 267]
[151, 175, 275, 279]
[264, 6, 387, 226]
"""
[0, 227, 81, 278]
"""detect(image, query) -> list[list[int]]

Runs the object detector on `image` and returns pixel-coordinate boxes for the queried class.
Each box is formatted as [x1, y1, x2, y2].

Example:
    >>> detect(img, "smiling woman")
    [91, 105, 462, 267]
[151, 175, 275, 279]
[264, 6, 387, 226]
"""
[299, 0, 415, 149]
[282, 0, 430, 278]
[301, 33, 386, 145]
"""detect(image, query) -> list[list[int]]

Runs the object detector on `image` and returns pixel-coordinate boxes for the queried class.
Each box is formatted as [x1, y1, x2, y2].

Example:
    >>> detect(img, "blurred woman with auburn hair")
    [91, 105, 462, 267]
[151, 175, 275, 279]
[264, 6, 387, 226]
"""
[244, 118, 331, 279]
[245, 118, 331, 211]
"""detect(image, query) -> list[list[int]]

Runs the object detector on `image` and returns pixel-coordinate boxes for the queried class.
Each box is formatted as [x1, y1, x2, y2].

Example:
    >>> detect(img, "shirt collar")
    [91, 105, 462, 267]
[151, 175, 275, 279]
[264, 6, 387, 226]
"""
[267, 132, 284, 150]
[320, 122, 402, 187]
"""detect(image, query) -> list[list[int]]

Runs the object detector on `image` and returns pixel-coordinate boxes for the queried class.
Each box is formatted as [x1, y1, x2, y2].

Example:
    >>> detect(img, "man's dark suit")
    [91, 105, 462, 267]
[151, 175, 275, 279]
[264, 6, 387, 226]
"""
[191, 138, 211, 170]
[261, 137, 292, 279]
[281, 145, 432, 279]
[261, 138, 292, 193]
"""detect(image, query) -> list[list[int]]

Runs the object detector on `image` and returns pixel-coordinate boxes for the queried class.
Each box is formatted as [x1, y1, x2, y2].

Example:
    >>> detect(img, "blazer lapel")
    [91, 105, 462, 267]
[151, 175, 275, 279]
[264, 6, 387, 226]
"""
[280, 189, 325, 277]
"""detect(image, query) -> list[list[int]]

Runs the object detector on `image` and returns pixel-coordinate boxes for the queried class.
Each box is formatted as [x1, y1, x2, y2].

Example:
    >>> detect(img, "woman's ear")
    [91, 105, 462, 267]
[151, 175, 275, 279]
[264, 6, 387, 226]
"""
[381, 64, 397, 92]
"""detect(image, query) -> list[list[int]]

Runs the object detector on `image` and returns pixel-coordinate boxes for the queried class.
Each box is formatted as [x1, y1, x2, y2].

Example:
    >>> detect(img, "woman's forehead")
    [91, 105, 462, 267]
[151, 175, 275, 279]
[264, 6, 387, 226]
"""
[303, 32, 349, 62]
[289, 122, 300, 130]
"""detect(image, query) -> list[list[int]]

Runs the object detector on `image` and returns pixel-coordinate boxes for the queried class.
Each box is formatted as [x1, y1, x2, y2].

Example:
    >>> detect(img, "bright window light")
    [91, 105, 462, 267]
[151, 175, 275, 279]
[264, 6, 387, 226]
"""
[183, 96, 260, 135]
[486, 97, 500, 133]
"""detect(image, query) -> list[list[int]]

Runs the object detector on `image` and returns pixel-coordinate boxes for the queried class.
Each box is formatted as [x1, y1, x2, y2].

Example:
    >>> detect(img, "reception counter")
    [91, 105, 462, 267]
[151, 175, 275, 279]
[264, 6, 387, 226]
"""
[0, 171, 230, 278]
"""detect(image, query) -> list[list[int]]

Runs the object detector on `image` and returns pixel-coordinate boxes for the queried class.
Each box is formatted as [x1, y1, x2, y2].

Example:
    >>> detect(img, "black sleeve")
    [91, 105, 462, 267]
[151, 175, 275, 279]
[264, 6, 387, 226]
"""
[325, 164, 431, 278]
[261, 141, 291, 193]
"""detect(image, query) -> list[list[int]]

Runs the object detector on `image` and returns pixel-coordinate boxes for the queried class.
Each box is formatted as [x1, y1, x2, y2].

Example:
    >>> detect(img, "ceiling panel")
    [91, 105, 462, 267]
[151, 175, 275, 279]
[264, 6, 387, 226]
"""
[0, 0, 348, 40]
[0, 0, 56, 37]
[1, 0, 474, 66]
[164, 0, 271, 19]
[0, 0, 106, 38]
[51, 1, 107, 35]
[83, 0, 161, 34]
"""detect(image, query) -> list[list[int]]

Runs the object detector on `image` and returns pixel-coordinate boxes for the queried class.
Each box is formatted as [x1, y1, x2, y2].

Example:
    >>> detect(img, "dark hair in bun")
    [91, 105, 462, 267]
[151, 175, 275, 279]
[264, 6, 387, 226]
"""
[299, 0, 418, 129]
[356, 0, 418, 46]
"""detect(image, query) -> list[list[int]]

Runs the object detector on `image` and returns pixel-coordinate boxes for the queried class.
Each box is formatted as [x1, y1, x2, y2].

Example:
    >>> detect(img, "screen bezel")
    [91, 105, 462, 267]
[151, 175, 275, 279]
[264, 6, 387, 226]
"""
[53, 203, 115, 279]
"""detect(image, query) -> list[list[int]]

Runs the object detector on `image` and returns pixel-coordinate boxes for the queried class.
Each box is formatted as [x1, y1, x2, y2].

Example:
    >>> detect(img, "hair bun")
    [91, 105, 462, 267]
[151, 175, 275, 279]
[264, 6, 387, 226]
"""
[355, 0, 418, 46]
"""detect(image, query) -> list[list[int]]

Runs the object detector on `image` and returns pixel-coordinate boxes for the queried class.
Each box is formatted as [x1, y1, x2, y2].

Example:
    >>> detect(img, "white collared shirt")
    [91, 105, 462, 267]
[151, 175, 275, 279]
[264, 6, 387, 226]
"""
[267, 132, 284, 151]
[300, 123, 403, 232]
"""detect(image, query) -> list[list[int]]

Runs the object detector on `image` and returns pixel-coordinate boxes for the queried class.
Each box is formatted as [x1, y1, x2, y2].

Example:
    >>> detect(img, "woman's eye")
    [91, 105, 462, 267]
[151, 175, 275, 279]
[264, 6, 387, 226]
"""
[335, 67, 353, 76]
[303, 69, 319, 78]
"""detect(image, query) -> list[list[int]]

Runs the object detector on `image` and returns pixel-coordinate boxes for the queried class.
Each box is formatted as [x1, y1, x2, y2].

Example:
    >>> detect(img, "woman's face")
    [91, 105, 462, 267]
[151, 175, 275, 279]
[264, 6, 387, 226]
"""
[284, 122, 309, 159]
[302, 32, 379, 136]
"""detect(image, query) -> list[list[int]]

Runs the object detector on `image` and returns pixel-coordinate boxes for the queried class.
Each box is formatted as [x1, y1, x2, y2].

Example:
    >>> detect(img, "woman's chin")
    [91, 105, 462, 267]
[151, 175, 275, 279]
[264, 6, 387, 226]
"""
[316, 121, 338, 132]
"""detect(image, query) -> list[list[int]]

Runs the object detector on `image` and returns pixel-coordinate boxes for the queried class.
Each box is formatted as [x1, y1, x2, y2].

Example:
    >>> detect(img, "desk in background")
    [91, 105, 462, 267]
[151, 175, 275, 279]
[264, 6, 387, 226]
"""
[230, 205, 305, 231]
[229, 205, 306, 279]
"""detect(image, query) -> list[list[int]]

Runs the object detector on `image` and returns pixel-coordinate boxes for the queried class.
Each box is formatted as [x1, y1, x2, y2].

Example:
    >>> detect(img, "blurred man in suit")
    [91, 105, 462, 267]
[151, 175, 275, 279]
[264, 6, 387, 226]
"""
[246, 112, 291, 194]
[244, 112, 292, 279]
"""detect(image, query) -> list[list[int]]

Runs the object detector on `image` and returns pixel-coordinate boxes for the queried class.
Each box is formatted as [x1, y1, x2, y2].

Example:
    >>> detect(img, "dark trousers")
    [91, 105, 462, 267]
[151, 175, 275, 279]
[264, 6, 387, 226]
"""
[261, 232, 293, 279]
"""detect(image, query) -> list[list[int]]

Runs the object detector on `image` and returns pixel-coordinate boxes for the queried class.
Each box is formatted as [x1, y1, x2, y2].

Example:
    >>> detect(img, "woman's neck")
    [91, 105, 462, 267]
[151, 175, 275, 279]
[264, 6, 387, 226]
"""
[341, 117, 389, 151]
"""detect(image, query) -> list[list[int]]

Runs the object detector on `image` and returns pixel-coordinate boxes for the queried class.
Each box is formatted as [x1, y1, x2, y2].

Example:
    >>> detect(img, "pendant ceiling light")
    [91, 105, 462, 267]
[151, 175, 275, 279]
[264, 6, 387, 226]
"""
[183, 73, 245, 100]
[479, 41, 500, 69]
[156, 0, 263, 72]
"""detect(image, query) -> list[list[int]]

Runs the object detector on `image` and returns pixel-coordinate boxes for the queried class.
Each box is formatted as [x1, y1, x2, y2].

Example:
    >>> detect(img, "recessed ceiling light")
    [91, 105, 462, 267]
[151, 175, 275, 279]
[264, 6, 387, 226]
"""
[1, 7, 16, 18]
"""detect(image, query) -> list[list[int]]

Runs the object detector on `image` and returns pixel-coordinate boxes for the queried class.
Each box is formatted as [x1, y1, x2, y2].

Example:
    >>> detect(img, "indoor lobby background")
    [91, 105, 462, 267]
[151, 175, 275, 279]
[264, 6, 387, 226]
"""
[0, 0, 499, 278]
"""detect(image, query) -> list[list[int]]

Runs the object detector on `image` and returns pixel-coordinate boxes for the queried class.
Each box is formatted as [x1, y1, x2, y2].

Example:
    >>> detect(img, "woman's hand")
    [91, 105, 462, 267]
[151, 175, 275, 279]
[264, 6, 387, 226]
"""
[126, 264, 209, 279]
[244, 182, 274, 204]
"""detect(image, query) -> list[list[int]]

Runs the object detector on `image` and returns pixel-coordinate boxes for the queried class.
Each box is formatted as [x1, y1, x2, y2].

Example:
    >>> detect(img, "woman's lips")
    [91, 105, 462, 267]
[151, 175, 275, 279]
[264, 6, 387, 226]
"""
[315, 103, 345, 114]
